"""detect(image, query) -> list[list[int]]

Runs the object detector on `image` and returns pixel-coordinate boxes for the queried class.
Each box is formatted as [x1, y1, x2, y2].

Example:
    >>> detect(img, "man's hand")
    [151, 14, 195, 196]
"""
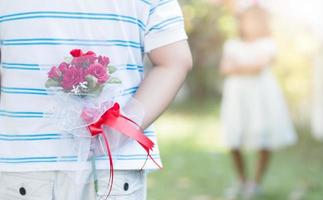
[134, 40, 193, 129]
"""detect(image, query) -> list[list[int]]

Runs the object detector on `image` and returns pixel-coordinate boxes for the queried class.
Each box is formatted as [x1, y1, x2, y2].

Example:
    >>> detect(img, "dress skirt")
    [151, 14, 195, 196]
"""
[220, 69, 297, 150]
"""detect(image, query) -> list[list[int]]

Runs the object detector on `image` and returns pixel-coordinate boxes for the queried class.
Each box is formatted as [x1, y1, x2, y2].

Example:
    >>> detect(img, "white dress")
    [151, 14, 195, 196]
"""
[220, 38, 297, 150]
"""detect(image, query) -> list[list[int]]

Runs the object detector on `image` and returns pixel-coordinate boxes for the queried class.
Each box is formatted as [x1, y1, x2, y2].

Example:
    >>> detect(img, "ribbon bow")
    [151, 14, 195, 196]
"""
[86, 103, 161, 197]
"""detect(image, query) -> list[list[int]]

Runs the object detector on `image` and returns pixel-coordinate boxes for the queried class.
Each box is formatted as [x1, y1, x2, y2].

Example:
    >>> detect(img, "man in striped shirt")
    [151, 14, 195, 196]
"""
[0, 0, 192, 199]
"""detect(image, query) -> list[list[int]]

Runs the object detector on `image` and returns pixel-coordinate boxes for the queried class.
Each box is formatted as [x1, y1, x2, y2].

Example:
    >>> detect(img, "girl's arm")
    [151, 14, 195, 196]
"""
[134, 40, 193, 129]
[220, 58, 239, 75]
[222, 39, 277, 76]
[221, 56, 274, 76]
[237, 55, 275, 75]
[232, 63, 264, 75]
[220, 59, 262, 75]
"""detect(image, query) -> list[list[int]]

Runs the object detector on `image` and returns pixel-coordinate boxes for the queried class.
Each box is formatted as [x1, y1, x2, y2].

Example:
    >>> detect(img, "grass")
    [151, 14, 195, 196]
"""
[147, 102, 323, 200]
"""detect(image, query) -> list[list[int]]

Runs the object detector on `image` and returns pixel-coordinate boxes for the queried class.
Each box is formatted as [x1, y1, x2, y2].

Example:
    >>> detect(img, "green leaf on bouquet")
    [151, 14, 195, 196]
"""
[85, 75, 98, 90]
[107, 77, 122, 84]
[64, 56, 72, 63]
[108, 65, 117, 74]
[91, 84, 104, 96]
[45, 79, 60, 88]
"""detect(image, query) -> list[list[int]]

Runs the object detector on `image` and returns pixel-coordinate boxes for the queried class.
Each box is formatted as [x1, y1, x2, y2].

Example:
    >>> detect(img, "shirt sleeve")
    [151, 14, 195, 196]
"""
[144, 0, 188, 53]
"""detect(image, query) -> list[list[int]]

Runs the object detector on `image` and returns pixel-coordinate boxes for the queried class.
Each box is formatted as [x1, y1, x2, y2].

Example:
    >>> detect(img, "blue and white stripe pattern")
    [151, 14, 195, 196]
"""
[1, 62, 52, 71]
[1, 62, 144, 72]
[0, 0, 187, 171]
[0, 154, 160, 164]
[0, 133, 68, 141]
[147, 16, 184, 32]
[2, 38, 144, 52]
[0, 130, 155, 141]
[149, 0, 175, 15]
[0, 11, 146, 30]
[121, 86, 139, 96]
[0, 110, 52, 118]
[1, 87, 52, 96]
[120, 64, 144, 72]
[1, 86, 139, 97]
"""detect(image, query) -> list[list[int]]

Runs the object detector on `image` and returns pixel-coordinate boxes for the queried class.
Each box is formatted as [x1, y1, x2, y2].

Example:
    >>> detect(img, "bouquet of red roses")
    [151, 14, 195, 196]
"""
[46, 49, 120, 96]
[45, 49, 159, 197]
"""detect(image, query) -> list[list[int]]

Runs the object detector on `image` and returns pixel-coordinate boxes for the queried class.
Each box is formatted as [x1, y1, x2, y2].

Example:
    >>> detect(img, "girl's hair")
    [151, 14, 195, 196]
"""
[238, 5, 271, 40]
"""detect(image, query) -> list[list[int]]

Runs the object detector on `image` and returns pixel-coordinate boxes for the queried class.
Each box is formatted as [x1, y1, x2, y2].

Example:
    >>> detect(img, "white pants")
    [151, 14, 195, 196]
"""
[0, 170, 146, 200]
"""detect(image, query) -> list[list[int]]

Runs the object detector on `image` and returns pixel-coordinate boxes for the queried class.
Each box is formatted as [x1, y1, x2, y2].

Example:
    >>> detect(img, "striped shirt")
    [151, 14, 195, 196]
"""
[0, 0, 187, 171]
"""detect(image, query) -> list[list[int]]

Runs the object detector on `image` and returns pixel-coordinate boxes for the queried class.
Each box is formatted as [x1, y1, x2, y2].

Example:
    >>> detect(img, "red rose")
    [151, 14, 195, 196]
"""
[83, 51, 96, 56]
[98, 56, 110, 67]
[86, 63, 109, 84]
[58, 62, 70, 72]
[70, 49, 83, 57]
[61, 67, 85, 90]
[48, 66, 62, 80]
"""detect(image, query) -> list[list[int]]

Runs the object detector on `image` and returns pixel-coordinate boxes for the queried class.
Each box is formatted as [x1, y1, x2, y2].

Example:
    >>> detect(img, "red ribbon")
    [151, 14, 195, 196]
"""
[87, 103, 162, 197]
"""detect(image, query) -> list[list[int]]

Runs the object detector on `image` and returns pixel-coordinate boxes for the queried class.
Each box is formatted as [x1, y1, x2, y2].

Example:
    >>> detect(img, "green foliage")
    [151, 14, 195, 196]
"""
[107, 77, 122, 84]
[85, 75, 98, 90]
[109, 65, 117, 74]
[179, 0, 236, 99]
[45, 79, 60, 88]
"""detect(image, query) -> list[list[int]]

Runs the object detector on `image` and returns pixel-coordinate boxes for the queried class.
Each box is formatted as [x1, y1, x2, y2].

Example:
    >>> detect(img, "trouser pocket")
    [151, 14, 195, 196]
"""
[96, 170, 146, 200]
[0, 172, 54, 200]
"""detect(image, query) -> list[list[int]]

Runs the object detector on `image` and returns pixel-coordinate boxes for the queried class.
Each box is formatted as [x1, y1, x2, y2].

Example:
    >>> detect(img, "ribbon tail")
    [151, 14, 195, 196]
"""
[104, 116, 154, 148]
[136, 141, 163, 170]
[100, 133, 114, 198]
[103, 115, 162, 169]
[148, 153, 163, 170]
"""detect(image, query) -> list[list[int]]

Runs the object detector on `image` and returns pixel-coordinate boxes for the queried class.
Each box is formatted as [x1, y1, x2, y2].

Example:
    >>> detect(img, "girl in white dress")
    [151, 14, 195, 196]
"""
[220, 5, 297, 199]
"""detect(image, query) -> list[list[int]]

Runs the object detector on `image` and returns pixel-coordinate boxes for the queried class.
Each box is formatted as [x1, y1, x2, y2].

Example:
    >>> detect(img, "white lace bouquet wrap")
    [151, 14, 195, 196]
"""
[45, 49, 157, 196]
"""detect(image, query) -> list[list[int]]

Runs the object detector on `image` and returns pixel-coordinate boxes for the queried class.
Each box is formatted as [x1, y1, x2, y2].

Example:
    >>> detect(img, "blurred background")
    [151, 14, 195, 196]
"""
[147, 0, 323, 199]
